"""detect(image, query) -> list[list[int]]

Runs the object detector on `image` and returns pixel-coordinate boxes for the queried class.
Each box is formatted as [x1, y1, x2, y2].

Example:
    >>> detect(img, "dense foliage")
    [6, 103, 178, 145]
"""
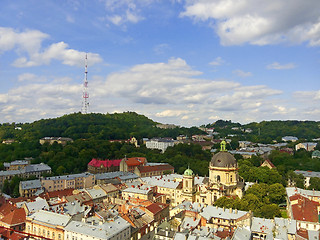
[214, 183, 285, 218]
[1, 112, 319, 218]
[0, 112, 204, 142]
[204, 119, 320, 143]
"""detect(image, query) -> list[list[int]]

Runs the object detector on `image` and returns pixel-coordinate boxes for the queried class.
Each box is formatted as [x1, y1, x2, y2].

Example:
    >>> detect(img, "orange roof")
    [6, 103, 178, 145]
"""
[146, 203, 168, 215]
[126, 157, 146, 167]
[290, 194, 319, 222]
[137, 164, 174, 173]
[0, 202, 17, 218]
[0, 208, 26, 226]
[262, 159, 276, 168]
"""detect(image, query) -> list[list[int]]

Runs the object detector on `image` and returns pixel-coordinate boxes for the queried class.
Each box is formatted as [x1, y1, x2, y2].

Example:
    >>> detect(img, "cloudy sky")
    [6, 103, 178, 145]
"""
[0, 0, 319, 126]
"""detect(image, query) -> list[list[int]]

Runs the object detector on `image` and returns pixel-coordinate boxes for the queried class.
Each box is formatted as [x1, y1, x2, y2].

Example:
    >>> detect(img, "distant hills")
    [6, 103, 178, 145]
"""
[0, 112, 319, 143]
[0, 112, 204, 142]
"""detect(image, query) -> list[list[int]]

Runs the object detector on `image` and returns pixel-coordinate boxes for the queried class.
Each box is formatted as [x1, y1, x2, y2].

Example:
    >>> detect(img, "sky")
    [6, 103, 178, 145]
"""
[0, 0, 319, 127]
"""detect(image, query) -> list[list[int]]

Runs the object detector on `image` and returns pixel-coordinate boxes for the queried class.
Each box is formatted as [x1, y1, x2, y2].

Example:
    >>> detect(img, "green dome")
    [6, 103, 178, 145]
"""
[184, 168, 193, 176]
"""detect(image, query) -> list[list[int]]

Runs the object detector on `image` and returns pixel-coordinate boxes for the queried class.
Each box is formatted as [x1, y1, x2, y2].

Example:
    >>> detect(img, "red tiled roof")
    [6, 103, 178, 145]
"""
[290, 194, 319, 222]
[0, 208, 26, 226]
[126, 157, 146, 167]
[137, 164, 174, 173]
[262, 159, 276, 168]
[0, 202, 17, 218]
[146, 203, 168, 215]
[88, 158, 122, 168]
[40, 188, 75, 200]
[0, 227, 28, 240]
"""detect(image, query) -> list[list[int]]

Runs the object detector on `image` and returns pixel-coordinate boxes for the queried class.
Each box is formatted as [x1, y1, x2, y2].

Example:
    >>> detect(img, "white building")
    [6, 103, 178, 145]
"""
[145, 138, 175, 153]
[295, 142, 317, 151]
[64, 216, 131, 240]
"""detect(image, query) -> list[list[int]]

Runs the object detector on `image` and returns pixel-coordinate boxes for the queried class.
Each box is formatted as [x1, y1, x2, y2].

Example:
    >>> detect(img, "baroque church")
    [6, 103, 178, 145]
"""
[141, 141, 244, 207]
[180, 140, 244, 205]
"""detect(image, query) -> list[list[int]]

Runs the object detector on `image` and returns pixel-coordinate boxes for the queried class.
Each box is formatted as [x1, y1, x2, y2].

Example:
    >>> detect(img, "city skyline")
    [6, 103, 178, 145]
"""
[0, 0, 319, 126]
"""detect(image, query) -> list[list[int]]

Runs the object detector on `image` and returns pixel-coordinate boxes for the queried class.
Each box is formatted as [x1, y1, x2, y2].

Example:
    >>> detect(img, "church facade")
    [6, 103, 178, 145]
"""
[141, 141, 244, 207]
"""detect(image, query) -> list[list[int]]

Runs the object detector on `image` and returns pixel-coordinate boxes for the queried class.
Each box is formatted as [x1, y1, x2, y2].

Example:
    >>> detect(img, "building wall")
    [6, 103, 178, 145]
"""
[41, 174, 95, 192]
[26, 219, 64, 240]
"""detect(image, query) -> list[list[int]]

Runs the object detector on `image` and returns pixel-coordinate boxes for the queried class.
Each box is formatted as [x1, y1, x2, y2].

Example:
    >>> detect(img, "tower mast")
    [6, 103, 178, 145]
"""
[82, 54, 89, 114]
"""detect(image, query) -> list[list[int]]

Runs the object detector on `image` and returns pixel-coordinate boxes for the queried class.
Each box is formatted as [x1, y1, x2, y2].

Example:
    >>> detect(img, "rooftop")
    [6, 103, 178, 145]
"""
[28, 210, 72, 227]
[88, 158, 122, 168]
[20, 179, 41, 190]
[137, 164, 174, 173]
[200, 205, 248, 221]
[64, 217, 130, 239]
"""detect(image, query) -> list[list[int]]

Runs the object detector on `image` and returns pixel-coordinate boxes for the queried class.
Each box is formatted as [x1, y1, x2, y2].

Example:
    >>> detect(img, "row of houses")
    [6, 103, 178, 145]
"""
[0, 161, 51, 189]
[88, 157, 174, 177]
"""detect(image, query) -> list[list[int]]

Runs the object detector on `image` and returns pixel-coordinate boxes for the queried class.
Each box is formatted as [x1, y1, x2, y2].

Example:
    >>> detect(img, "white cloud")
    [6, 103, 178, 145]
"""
[294, 90, 320, 101]
[102, 0, 151, 26]
[180, 0, 320, 46]
[0, 27, 102, 67]
[108, 15, 123, 25]
[209, 57, 225, 66]
[0, 27, 48, 53]
[153, 43, 170, 55]
[0, 58, 317, 126]
[156, 109, 190, 117]
[233, 69, 252, 77]
[266, 62, 296, 70]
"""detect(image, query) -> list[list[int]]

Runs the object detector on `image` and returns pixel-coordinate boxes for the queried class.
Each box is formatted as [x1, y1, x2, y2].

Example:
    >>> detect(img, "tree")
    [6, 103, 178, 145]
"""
[308, 177, 320, 191]
[256, 204, 281, 218]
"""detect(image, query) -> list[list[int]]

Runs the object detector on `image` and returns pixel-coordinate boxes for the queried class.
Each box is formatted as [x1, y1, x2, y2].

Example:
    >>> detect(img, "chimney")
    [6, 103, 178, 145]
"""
[229, 208, 232, 213]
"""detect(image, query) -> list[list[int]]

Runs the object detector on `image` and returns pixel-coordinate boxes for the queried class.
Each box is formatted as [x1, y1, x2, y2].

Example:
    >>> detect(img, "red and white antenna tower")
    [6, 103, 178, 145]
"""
[82, 54, 89, 114]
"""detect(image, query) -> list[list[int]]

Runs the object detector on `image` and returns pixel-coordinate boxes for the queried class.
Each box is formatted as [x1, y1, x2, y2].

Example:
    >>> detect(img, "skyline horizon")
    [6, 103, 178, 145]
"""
[0, 1, 319, 126]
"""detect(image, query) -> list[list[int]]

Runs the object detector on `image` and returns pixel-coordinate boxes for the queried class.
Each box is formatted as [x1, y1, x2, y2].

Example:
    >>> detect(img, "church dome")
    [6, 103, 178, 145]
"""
[184, 168, 194, 176]
[210, 151, 237, 168]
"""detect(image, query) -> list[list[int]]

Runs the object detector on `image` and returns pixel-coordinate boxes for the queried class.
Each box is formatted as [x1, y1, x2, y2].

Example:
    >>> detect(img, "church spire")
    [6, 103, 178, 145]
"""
[220, 140, 227, 151]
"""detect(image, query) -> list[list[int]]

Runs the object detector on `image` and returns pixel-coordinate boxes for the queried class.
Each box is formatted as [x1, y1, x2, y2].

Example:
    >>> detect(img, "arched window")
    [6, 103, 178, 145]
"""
[217, 175, 220, 182]
[230, 175, 233, 182]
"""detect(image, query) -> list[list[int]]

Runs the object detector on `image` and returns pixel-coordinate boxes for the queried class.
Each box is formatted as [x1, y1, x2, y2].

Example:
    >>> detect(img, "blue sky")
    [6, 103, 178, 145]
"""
[0, 0, 319, 126]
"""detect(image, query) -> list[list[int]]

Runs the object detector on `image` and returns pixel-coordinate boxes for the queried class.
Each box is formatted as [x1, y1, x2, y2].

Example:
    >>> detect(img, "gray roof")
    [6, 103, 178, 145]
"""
[141, 175, 180, 189]
[274, 217, 296, 238]
[95, 171, 137, 180]
[181, 216, 200, 229]
[286, 187, 320, 198]
[64, 217, 130, 239]
[20, 179, 41, 190]
[25, 197, 49, 213]
[0, 169, 21, 176]
[55, 201, 85, 216]
[85, 188, 107, 199]
[44, 172, 93, 181]
[200, 205, 248, 220]
[24, 163, 51, 173]
[122, 187, 151, 195]
[149, 137, 175, 142]
[0, 163, 51, 177]
[232, 227, 251, 240]
[29, 210, 71, 227]
[175, 201, 204, 213]
[211, 151, 237, 168]
[294, 170, 320, 178]
[251, 217, 274, 234]
[282, 136, 298, 141]
[7, 160, 29, 166]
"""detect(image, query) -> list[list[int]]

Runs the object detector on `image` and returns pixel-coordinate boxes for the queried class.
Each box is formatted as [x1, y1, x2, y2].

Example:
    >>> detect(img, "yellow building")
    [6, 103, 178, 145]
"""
[25, 210, 71, 240]
[141, 141, 244, 207]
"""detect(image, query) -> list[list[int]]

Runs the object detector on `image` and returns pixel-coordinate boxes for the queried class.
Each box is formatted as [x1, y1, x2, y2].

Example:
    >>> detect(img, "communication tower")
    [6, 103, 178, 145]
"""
[81, 54, 89, 114]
